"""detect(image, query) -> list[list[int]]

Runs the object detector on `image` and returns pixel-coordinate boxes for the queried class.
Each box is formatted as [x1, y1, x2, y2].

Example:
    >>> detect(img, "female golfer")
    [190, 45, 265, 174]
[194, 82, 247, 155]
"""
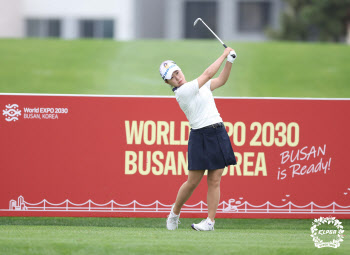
[160, 47, 237, 231]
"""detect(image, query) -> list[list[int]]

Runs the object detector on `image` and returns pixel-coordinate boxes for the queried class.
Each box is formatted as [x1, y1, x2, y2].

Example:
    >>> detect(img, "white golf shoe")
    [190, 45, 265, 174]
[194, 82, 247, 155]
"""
[166, 205, 180, 230]
[191, 218, 215, 231]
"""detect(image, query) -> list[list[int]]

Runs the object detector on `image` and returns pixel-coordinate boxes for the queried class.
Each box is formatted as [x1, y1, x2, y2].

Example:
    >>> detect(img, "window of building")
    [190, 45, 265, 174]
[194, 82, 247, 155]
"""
[185, 1, 217, 38]
[238, 1, 271, 33]
[79, 19, 114, 38]
[26, 19, 61, 37]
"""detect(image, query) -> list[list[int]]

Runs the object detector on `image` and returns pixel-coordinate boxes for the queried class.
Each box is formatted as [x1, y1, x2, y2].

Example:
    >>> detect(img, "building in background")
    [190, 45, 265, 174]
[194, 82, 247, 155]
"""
[161, 0, 283, 41]
[0, 0, 135, 40]
[0, 0, 283, 41]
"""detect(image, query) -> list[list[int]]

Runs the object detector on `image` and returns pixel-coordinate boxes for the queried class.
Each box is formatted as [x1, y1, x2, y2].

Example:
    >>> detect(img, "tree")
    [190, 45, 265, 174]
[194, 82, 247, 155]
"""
[269, 0, 350, 42]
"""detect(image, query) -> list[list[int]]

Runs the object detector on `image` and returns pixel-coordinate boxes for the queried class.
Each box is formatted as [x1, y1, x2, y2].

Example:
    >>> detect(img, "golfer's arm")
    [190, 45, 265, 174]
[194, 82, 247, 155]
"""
[197, 54, 226, 89]
[210, 61, 232, 91]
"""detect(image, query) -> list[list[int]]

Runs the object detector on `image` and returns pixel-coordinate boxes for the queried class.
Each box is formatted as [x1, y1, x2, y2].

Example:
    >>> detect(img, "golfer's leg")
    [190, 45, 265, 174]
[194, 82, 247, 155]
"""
[173, 170, 205, 215]
[207, 168, 224, 221]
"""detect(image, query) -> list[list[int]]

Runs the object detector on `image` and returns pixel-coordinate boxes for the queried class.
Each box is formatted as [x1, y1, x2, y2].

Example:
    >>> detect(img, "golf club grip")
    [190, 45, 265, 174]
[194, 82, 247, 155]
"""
[223, 43, 236, 58]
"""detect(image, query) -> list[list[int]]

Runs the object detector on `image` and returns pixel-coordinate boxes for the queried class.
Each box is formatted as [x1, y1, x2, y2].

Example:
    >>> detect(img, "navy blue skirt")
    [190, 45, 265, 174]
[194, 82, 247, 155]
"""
[188, 123, 237, 170]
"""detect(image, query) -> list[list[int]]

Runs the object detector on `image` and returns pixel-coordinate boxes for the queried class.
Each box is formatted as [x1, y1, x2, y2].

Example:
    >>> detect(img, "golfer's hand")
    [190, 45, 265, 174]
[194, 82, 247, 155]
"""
[227, 50, 237, 63]
[223, 47, 234, 57]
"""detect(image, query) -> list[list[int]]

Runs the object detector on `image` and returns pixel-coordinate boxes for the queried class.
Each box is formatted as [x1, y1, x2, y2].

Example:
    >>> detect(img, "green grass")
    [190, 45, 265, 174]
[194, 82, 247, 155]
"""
[0, 39, 349, 97]
[0, 217, 349, 254]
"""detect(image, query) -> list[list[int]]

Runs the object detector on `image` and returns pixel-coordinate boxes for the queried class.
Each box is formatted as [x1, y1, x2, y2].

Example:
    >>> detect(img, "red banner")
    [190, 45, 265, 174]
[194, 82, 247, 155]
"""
[0, 94, 349, 218]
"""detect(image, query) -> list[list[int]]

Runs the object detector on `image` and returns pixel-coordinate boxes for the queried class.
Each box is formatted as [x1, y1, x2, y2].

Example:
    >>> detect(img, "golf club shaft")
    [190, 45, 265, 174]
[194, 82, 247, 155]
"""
[199, 19, 235, 58]
[199, 19, 226, 47]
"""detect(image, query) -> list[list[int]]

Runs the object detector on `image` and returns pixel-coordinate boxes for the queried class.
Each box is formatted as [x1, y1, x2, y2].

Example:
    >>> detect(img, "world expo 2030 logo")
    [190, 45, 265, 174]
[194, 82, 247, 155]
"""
[3, 104, 21, 122]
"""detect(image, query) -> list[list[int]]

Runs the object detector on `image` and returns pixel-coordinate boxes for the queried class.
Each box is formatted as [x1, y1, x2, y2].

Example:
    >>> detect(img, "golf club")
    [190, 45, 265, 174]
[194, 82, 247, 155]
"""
[193, 18, 236, 58]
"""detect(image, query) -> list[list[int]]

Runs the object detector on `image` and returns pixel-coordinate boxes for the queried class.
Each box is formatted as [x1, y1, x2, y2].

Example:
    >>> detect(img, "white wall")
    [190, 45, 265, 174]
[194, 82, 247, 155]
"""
[23, 0, 135, 40]
[164, 0, 184, 39]
[0, 0, 23, 38]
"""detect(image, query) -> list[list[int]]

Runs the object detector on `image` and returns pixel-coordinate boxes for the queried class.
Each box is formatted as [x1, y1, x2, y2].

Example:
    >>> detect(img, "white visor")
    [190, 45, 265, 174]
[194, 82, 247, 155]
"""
[159, 60, 181, 80]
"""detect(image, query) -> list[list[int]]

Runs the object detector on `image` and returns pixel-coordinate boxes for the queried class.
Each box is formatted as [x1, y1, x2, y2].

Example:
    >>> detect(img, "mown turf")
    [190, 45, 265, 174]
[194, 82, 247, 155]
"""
[0, 39, 349, 98]
[0, 217, 349, 255]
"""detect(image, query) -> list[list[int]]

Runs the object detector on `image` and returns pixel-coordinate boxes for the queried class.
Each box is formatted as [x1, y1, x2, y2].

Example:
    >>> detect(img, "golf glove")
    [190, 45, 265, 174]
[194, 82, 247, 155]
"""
[227, 50, 237, 63]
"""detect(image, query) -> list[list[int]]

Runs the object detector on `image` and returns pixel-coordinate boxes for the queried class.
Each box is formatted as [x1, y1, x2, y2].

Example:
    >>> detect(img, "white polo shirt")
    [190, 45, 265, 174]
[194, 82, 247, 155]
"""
[173, 79, 223, 129]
